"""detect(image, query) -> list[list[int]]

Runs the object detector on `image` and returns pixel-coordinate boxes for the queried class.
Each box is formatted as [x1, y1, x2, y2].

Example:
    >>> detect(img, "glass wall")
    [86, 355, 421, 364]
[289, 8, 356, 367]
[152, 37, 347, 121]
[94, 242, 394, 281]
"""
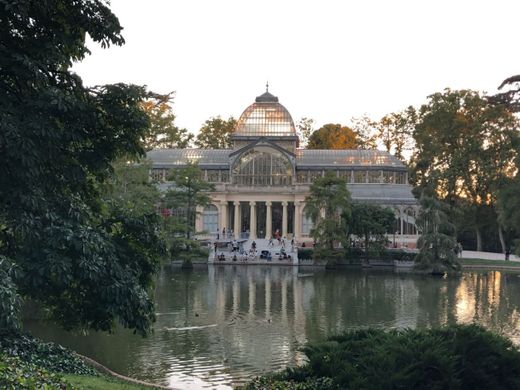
[232, 147, 293, 186]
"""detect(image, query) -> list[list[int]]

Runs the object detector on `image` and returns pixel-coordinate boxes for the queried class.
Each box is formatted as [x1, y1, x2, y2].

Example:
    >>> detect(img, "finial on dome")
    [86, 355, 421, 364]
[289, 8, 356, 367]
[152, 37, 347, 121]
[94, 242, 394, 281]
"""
[266, 81, 269, 92]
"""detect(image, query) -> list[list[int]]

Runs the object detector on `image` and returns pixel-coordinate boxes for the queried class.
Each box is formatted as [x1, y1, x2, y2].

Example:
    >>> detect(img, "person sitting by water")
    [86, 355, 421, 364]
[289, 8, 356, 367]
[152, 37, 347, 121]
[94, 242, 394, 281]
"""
[251, 240, 256, 250]
[232, 254, 237, 262]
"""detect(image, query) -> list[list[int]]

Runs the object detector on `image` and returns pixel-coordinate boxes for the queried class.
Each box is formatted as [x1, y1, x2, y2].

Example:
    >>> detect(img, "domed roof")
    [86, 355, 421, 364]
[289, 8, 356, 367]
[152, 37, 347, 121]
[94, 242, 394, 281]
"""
[234, 89, 296, 137]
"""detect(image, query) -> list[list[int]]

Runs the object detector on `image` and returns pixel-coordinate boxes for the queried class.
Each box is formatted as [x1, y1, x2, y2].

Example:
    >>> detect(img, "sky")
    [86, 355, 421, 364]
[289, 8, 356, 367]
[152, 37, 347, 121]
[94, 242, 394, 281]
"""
[74, 0, 520, 134]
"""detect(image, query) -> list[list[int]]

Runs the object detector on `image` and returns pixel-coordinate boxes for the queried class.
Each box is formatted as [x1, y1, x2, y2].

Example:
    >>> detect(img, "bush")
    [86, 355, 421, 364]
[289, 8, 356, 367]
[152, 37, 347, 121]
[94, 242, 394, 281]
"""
[0, 354, 73, 389]
[0, 332, 97, 376]
[244, 325, 520, 390]
[297, 248, 313, 260]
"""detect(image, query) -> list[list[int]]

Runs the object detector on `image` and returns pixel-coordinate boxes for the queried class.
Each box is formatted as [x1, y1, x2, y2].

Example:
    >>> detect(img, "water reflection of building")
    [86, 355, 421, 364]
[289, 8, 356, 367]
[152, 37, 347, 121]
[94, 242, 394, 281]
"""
[148, 88, 418, 245]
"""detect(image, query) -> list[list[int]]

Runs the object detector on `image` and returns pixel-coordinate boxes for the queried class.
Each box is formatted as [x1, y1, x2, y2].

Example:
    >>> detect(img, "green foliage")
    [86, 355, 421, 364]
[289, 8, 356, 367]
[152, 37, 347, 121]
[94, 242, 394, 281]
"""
[304, 173, 352, 259]
[497, 177, 520, 255]
[0, 257, 21, 331]
[307, 124, 359, 149]
[0, 333, 97, 376]
[297, 248, 313, 260]
[415, 192, 460, 272]
[163, 163, 214, 259]
[0, 0, 163, 334]
[0, 354, 74, 390]
[350, 203, 395, 263]
[247, 325, 520, 390]
[140, 100, 193, 151]
[195, 116, 237, 149]
[103, 159, 161, 216]
[244, 376, 336, 390]
[410, 89, 520, 251]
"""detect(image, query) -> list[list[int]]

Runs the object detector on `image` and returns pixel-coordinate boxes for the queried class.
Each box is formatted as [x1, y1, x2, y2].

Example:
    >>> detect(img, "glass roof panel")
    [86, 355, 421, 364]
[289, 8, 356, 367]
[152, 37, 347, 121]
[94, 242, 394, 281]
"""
[235, 102, 296, 137]
[295, 149, 405, 167]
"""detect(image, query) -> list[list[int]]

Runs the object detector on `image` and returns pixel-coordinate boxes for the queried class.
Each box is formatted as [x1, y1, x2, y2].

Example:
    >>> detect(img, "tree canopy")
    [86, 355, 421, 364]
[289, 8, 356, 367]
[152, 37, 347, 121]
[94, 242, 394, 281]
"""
[140, 100, 193, 150]
[195, 116, 236, 149]
[162, 163, 214, 265]
[0, 0, 165, 335]
[304, 173, 352, 255]
[414, 191, 460, 272]
[350, 203, 395, 263]
[307, 123, 359, 149]
[410, 89, 520, 251]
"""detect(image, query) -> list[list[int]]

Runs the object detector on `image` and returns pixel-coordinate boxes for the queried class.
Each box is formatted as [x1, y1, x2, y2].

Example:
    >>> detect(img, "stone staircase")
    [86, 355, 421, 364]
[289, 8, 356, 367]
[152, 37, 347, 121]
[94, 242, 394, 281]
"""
[209, 238, 299, 265]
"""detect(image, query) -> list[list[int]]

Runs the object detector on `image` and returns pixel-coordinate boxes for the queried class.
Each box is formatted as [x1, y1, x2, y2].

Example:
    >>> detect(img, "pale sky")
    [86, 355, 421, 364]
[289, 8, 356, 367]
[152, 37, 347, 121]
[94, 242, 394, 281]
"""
[74, 0, 520, 134]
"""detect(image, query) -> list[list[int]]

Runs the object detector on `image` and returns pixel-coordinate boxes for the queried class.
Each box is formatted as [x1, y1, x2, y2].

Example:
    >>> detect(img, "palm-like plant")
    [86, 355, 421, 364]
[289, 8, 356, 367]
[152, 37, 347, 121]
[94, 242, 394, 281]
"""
[415, 192, 460, 273]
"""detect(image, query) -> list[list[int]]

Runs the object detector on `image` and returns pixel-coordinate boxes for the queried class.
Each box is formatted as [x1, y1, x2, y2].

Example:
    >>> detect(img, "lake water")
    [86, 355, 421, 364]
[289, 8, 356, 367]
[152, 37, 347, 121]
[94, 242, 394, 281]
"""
[25, 265, 520, 389]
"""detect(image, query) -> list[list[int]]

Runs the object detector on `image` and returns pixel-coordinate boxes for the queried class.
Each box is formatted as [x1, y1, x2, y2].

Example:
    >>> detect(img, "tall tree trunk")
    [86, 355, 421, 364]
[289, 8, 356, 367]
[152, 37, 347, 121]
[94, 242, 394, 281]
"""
[498, 225, 506, 254]
[476, 227, 482, 252]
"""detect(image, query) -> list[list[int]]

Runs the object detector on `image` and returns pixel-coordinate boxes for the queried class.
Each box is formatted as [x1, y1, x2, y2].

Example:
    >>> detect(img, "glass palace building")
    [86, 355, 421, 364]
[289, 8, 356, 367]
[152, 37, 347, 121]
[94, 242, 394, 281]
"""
[147, 90, 418, 245]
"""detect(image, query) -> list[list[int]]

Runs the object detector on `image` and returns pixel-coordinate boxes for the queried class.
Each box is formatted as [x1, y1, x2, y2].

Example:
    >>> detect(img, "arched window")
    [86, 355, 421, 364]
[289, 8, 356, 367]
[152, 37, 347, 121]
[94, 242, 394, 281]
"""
[202, 205, 219, 233]
[232, 147, 293, 186]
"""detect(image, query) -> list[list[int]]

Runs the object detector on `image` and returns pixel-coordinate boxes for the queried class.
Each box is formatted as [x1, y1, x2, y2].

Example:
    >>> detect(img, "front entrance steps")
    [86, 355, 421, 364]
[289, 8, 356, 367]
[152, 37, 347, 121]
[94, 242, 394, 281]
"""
[209, 238, 299, 265]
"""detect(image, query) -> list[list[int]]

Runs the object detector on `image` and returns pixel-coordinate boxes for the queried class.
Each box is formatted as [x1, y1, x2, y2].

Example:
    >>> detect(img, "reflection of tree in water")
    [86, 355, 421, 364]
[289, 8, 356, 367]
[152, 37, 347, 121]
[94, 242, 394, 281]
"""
[304, 270, 421, 343]
[414, 275, 455, 328]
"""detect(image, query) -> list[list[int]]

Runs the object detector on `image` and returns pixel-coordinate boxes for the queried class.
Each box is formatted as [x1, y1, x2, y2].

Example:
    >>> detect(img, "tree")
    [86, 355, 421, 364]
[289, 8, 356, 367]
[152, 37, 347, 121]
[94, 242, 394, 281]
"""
[296, 117, 315, 148]
[410, 89, 520, 252]
[141, 100, 193, 150]
[497, 177, 520, 256]
[0, 0, 165, 335]
[349, 115, 378, 149]
[350, 203, 395, 264]
[307, 124, 359, 149]
[102, 159, 161, 215]
[163, 163, 214, 265]
[488, 74, 520, 112]
[304, 173, 352, 261]
[374, 107, 417, 160]
[414, 191, 460, 273]
[195, 116, 236, 149]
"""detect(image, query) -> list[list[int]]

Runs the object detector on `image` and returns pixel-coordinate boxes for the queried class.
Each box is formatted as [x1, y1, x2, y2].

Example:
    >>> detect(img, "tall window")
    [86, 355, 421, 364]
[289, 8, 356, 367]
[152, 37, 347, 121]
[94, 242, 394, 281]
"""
[232, 147, 293, 186]
[202, 205, 219, 233]
[302, 214, 313, 235]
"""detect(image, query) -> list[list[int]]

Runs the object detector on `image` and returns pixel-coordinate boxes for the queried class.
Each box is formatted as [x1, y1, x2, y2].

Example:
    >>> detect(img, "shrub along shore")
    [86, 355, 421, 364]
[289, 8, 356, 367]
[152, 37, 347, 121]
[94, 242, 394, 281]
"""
[0, 332, 165, 389]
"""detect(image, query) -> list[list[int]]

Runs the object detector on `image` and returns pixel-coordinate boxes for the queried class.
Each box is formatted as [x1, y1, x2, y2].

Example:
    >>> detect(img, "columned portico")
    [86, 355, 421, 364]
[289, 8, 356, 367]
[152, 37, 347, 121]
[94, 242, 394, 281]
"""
[219, 201, 228, 233]
[234, 201, 241, 239]
[249, 201, 257, 239]
[266, 201, 272, 239]
[294, 201, 301, 240]
[282, 201, 288, 238]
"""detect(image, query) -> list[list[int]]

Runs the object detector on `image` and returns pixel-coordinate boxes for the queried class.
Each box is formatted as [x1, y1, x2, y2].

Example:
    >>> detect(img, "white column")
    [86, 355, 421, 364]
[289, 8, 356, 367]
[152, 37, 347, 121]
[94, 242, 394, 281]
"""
[220, 201, 228, 234]
[266, 201, 272, 239]
[195, 205, 204, 233]
[234, 201, 240, 239]
[282, 201, 288, 238]
[294, 201, 301, 240]
[249, 201, 257, 239]
[400, 207, 404, 235]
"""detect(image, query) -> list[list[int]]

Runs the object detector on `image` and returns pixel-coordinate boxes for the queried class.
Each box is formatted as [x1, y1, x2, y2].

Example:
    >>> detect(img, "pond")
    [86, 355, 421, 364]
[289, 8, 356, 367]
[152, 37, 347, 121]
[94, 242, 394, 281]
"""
[25, 265, 520, 389]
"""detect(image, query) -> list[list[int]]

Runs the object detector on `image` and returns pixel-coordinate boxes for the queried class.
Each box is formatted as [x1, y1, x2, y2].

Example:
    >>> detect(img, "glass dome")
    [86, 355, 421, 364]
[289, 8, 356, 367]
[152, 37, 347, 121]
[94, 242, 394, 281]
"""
[234, 91, 296, 137]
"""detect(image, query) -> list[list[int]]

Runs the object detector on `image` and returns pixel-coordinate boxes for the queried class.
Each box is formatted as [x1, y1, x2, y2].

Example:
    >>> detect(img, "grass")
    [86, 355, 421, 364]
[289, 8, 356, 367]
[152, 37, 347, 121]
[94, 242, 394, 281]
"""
[63, 374, 154, 389]
[460, 258, 520, 267]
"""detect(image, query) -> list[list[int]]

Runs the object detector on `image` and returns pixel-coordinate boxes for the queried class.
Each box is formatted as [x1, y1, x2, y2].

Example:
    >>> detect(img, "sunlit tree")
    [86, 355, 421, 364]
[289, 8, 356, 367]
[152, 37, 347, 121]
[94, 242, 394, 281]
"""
[307, 123, 358, 149]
